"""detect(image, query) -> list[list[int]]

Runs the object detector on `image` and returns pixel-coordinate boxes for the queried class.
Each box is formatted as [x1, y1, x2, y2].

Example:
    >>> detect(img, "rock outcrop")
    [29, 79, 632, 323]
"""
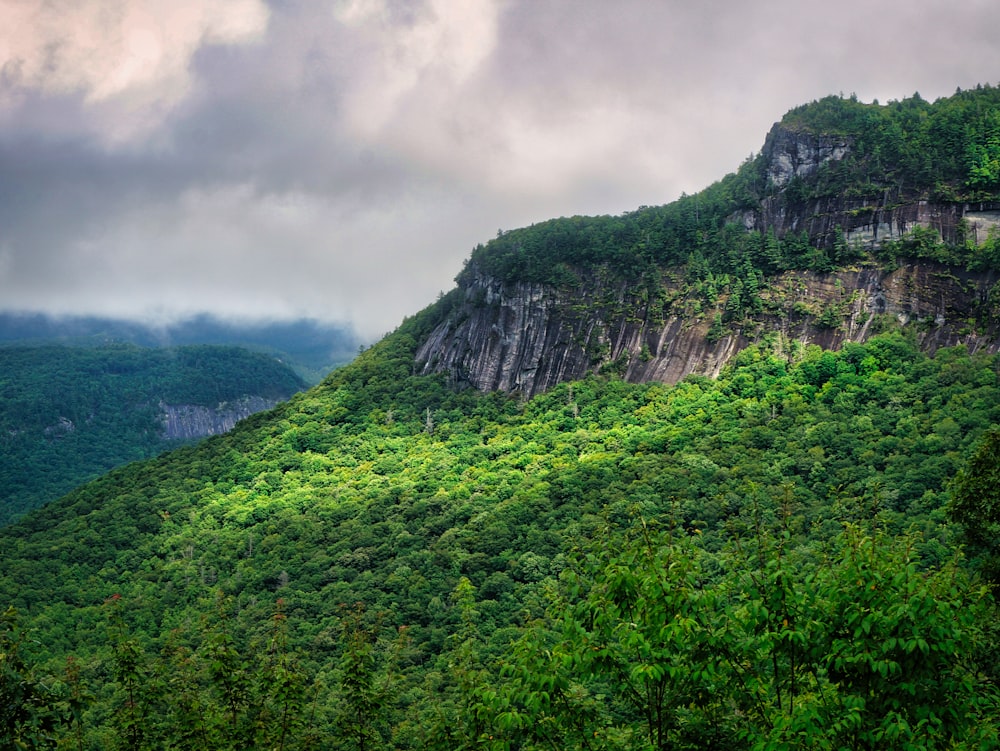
[416, 122, 1000, 398]
[737, 124, 1000, 249]
[762, 125, 851, 189]
[160, 395, 278, 440]
[415, 264, 1000, 398]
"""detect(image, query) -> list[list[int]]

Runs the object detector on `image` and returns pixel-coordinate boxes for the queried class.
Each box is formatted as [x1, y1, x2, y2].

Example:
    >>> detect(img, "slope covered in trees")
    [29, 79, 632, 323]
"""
[0, 344, 306, 526]
[463, 85, 1000, 288]
[2, 325, 999, 748]
[0, 313, 362, 384]
[5, 88, 1000, 748]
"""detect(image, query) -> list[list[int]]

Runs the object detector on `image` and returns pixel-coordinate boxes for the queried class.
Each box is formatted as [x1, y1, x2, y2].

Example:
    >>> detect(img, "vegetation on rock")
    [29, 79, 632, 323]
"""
[5, 87, 1000, 747]
[0, 344, 306, 526]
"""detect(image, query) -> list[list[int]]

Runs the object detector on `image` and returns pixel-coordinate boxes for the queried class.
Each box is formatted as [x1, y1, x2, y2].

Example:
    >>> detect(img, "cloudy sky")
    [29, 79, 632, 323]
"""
[1, 0, 998, 340]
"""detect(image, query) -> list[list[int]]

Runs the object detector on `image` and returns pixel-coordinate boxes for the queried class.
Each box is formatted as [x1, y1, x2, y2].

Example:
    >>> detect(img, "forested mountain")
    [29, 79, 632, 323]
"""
[417, 87, 1000, 396]
[4, 87, 1000, 750]
[0, 344, 306, 526]
[0, 313, 363, 384]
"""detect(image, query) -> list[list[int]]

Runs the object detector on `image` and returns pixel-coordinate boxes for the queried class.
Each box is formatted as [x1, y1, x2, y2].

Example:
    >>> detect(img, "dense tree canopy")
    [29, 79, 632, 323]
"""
[1, 327, 998, 747]
[465, 86, 1000, 287]
[5, 87, 1000, 747]
[0, 344, 306, 525]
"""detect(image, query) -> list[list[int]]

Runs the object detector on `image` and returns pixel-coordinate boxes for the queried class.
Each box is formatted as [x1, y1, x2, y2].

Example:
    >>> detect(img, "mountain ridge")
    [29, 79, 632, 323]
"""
[0, 343, 306, 525]
[413, 88, 1000, 396]
[415, 260, 1000, 397]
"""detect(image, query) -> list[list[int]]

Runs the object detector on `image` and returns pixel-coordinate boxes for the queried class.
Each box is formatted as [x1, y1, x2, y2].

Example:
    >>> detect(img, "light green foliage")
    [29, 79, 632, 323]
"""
[6, 89, 1000, 746]
[966, 109, 1000, 190]
[0, 344, 306, 525]
[487, 517, 998, 750]
[1, 331, 999, 745]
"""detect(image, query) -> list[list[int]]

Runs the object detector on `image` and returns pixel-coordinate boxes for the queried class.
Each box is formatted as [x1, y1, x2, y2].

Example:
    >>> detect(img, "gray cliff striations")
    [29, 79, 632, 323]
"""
[160, 395, 278, 440]
[416, 123, 1000, 398]
[762, 124, 850, 189]
[745, 124, 1000, 248]
[416, 264, 1000, 399]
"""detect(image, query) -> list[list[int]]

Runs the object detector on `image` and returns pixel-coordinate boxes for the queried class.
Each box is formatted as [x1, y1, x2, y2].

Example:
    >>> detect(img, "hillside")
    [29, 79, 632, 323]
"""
[4, 88, 1000, 749]
[0, 313, 363, 384]
[0, 344, 306, 526]
[415, 88, 1000, 396]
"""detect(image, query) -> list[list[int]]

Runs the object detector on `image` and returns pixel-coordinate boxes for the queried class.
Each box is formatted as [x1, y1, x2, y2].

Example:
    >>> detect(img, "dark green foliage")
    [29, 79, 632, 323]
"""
[7, 89, 1000, 748]
[1, 328, 999, 746]
[93, 593, 321, 750]
[781, 87, 1000, 196]
[106, 596, 150, 751]
[333, 604, 395, 751]
[0, 607, 66, 749]
[949, 428, 1000, 586]
[0, 344, 306, 525]
[462, 87, 1000, 292]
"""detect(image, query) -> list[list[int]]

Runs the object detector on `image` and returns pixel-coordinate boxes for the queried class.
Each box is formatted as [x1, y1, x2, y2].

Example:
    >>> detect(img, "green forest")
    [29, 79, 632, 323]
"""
[3, 327, 1000, 749]
[0, 344, 306, 526]
[465, 85, 1000, 289]
[5, 87, 1000, 749]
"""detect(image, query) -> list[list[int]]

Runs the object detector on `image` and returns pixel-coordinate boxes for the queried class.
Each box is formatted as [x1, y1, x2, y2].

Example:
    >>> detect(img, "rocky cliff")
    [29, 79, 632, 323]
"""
[416, 108, 1000, 398]
[415, 263, 1000, 398]
[744, 124, 1000, 248]
[159, 395, 279, 440]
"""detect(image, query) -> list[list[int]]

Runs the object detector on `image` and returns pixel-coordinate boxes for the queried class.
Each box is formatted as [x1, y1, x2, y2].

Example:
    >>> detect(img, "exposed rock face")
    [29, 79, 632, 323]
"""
[745, 125, 1000, 249]
[415, 265, 1000, 398]
[416, 123, 1000, 398]
[160, 396, 278, 440]
[762, 125, 850, 188]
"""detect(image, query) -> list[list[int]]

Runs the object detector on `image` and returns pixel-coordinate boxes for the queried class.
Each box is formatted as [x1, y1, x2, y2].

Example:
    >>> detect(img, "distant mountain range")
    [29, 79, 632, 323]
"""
[0, 312, 364, 383]
[0, 343, 308, 526]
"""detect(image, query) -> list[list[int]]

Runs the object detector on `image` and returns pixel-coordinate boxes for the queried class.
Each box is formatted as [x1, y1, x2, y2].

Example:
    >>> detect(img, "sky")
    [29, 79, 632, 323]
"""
[1, 0, 999, 341]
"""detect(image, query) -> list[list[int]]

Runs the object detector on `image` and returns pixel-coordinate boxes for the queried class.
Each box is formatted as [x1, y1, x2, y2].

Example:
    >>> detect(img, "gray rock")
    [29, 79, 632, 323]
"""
[159, 395, 278, 440]
[416, 264, 1000, 398]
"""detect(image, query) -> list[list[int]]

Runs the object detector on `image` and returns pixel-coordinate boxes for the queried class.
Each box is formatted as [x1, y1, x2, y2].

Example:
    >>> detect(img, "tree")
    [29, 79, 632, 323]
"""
[949, 428, 1000, 587]
[334, 604, 394, 751]
[0, 606, 65, 750]
[486, 513, 1000, 750]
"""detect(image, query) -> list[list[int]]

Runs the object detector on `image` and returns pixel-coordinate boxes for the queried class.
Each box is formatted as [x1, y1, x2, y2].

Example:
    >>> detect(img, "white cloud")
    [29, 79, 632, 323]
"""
[3, 0, 1000, 338]
[333, 0, 500, 139]
[0, 0, 269, 138]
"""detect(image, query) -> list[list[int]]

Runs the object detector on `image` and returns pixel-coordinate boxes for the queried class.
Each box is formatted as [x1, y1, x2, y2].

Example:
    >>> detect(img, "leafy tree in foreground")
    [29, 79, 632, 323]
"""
[485, 516, 999, 750]
[0, 606, 65, 750]
[949, 428, 1000, 587]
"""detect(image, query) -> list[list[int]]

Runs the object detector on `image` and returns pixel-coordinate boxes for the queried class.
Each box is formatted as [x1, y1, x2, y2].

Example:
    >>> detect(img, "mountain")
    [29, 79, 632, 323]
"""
[0, 344, 307, 526]
[0, 313, 364, 384]
[416, 89, 1000, 397]
[4, 88, 1000, 749]
[416, 258, 998, 397]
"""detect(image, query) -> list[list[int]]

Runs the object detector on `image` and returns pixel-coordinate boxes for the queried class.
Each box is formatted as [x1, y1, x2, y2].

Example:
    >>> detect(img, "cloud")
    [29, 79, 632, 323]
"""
[1, 0, 1000, 340]
[0, 0, 269, 140]
[333, 0, 499, 138]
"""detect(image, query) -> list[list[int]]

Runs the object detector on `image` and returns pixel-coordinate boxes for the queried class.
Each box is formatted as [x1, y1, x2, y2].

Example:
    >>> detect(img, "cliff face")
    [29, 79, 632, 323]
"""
[742, 124, 1000, 248]
[416, 122, 1000, 398]
[761, 125, 851, 189]
[160, 396, 278, 440]
[415, 264, 1000, 398]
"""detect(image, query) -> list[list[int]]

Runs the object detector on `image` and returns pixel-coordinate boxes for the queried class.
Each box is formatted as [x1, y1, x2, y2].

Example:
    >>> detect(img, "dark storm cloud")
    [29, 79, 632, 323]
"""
[1, 0, 999, 338]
